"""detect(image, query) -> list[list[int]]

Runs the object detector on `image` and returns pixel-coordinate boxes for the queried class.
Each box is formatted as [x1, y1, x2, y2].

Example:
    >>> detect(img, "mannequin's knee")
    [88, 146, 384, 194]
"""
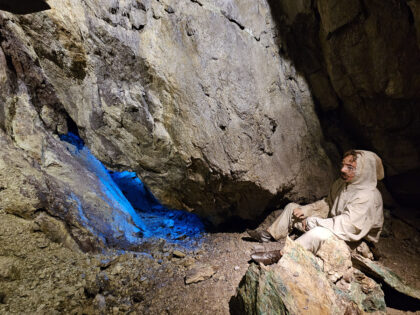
[295, 227, 335, 253]
[308, 227, 334, 241]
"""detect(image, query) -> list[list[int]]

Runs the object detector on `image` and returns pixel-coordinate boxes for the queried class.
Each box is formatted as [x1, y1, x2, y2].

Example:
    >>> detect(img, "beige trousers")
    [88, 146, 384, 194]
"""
[267, 202, 335, 254]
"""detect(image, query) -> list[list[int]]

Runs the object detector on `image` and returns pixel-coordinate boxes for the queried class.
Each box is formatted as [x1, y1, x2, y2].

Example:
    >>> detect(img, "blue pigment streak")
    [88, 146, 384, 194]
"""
[110, 171, 205, 241]
[60, 132, 205, 245]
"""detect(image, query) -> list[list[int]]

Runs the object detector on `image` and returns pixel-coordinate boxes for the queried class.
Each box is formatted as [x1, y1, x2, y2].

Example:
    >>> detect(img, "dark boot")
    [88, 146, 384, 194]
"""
[251, 250, 282, 265]
[246, 229, 273, 243]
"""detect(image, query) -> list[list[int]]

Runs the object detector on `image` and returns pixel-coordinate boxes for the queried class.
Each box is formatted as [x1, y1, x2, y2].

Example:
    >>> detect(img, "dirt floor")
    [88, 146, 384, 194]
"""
[0, 208, 419, 314]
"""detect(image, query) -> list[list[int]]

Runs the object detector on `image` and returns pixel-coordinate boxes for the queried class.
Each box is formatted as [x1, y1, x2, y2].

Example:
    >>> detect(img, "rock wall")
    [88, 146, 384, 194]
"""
[0, 0, 336, 240]
[268, 0, 420, 207]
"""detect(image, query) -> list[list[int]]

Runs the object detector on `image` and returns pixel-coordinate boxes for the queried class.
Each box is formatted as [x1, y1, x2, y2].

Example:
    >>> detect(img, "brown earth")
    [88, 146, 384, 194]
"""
[0, 208, 419, 314]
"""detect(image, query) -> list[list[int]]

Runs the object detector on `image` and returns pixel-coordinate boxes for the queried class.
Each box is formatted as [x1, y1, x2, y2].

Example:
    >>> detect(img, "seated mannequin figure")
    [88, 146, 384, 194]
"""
[247, 150, 385, 265]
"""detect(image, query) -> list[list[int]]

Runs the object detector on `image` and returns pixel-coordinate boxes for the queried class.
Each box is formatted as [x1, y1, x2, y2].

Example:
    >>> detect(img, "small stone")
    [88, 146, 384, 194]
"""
[234, 266, 240, 271]
[185, 265, 216, 284]
[30, 221, 41, 232]
[173, 250, 186, 258]
[0, 256, 20, 280]
[164, 6, 175, 14]
[111, 263, 123, 275]
[163, 219, 174, 228]
[99, 258, 113, 269]
[37, 239, 49, 248]
[94, 294, 106, 310]
[182, 257, 195, 268]
[355, 242, 374, 260]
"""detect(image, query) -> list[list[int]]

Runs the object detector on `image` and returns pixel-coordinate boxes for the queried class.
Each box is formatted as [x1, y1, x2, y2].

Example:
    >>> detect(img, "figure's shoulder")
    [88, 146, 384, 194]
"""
[351, 189, 378, 204]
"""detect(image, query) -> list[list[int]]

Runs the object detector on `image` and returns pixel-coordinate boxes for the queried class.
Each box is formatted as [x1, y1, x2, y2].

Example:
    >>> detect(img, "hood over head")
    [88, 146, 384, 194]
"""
[349, 150, 384, 189]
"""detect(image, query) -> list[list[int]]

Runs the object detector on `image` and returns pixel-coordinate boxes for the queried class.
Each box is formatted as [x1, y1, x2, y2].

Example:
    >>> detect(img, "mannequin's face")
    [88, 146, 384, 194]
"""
[340, 155, 357, 182]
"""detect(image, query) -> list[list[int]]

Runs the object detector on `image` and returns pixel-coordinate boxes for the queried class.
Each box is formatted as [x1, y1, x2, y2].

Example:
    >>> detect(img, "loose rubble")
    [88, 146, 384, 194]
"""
[0, 209, 419, 314]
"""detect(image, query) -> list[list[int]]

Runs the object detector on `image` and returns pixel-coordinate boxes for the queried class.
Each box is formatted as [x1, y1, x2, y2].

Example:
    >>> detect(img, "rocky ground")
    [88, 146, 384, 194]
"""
[0, 208, 419, 315]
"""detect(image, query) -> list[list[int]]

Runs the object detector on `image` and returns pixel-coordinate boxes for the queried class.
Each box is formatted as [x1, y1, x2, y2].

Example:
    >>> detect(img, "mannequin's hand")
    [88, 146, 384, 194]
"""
[302, 219, 308, 231]
[293, 208, 305, 219]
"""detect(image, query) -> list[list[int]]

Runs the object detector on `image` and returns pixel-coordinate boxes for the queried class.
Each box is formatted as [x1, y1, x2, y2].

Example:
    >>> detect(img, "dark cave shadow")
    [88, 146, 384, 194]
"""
[264, 0, 380, 159]
[264, 0, 420, 211]
[208, 198, 291, 234]
[228, 269, 250, 315]
[382, 284, 420, 311]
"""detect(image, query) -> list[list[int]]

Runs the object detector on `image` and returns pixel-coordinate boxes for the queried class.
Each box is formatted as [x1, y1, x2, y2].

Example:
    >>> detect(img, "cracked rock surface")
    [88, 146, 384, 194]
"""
[267, 0, 420, 208]
[0, 0, 335, 230]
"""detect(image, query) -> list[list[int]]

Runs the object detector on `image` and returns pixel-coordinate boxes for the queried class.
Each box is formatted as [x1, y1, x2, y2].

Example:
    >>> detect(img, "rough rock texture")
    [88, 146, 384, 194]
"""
[185, 264, 216, 284]
[0, 0, 336, 228]
[268, 0, 420, 207]
[232, 237, 386, 314]
[316, 236, 352, 283]
[352, 253, 420, 305]
[0, 110, 145, 250]
[0, 208, 418, 314]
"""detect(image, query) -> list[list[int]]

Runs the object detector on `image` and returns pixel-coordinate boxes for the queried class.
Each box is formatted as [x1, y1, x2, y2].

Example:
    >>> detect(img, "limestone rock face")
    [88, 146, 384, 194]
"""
[0, 124, 145, 251]
[0, 0, 336, 227]
[0, 63, 147, 250]
[270, 0, 420, 207]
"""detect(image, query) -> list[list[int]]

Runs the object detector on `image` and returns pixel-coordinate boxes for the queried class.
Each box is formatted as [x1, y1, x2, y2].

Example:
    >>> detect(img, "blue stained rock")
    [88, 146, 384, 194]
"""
[60, 132, 205, 247]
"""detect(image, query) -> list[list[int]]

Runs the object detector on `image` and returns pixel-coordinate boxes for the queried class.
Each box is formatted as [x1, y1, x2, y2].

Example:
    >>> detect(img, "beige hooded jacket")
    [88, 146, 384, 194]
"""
[306, 150, 384, 243]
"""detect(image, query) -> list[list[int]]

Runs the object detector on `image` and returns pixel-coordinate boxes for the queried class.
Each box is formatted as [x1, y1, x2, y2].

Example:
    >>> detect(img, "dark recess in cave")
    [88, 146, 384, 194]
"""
[61, 114, 84, 149]
[0, 0, 50, 15]
[382, 284, 420, 311]
[265, 0, 420, 211]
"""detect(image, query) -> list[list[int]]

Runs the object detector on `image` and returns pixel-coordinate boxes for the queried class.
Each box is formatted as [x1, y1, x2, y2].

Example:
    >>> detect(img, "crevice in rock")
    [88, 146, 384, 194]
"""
[190, 0, 203, 7]
[131, 24, 145, 31]
[164, 6, 175, 14]
[102, 17, 118, 27]
[221, 10, 245, 30]
[3, 52, 17, 78]
[134, 1, 146, 11]
[62, 114, 84, 148]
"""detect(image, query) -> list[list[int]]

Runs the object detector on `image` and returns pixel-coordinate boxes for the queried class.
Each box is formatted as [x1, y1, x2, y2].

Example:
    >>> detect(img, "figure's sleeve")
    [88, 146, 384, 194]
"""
[300, 199, 330, 218]
[306, 193, 375, 242]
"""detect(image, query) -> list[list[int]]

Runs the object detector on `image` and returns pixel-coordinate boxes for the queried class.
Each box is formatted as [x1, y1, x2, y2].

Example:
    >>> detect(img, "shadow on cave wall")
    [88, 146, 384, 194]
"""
[264, 0, 373, 159]
[265, 0, 420, 211]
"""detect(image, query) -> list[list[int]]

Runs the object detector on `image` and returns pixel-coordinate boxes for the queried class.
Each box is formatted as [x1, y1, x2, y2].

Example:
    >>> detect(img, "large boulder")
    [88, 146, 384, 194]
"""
[0, 98, 146, 251]
[0, 0, 336, 226]
[232, 237, 386, 314]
